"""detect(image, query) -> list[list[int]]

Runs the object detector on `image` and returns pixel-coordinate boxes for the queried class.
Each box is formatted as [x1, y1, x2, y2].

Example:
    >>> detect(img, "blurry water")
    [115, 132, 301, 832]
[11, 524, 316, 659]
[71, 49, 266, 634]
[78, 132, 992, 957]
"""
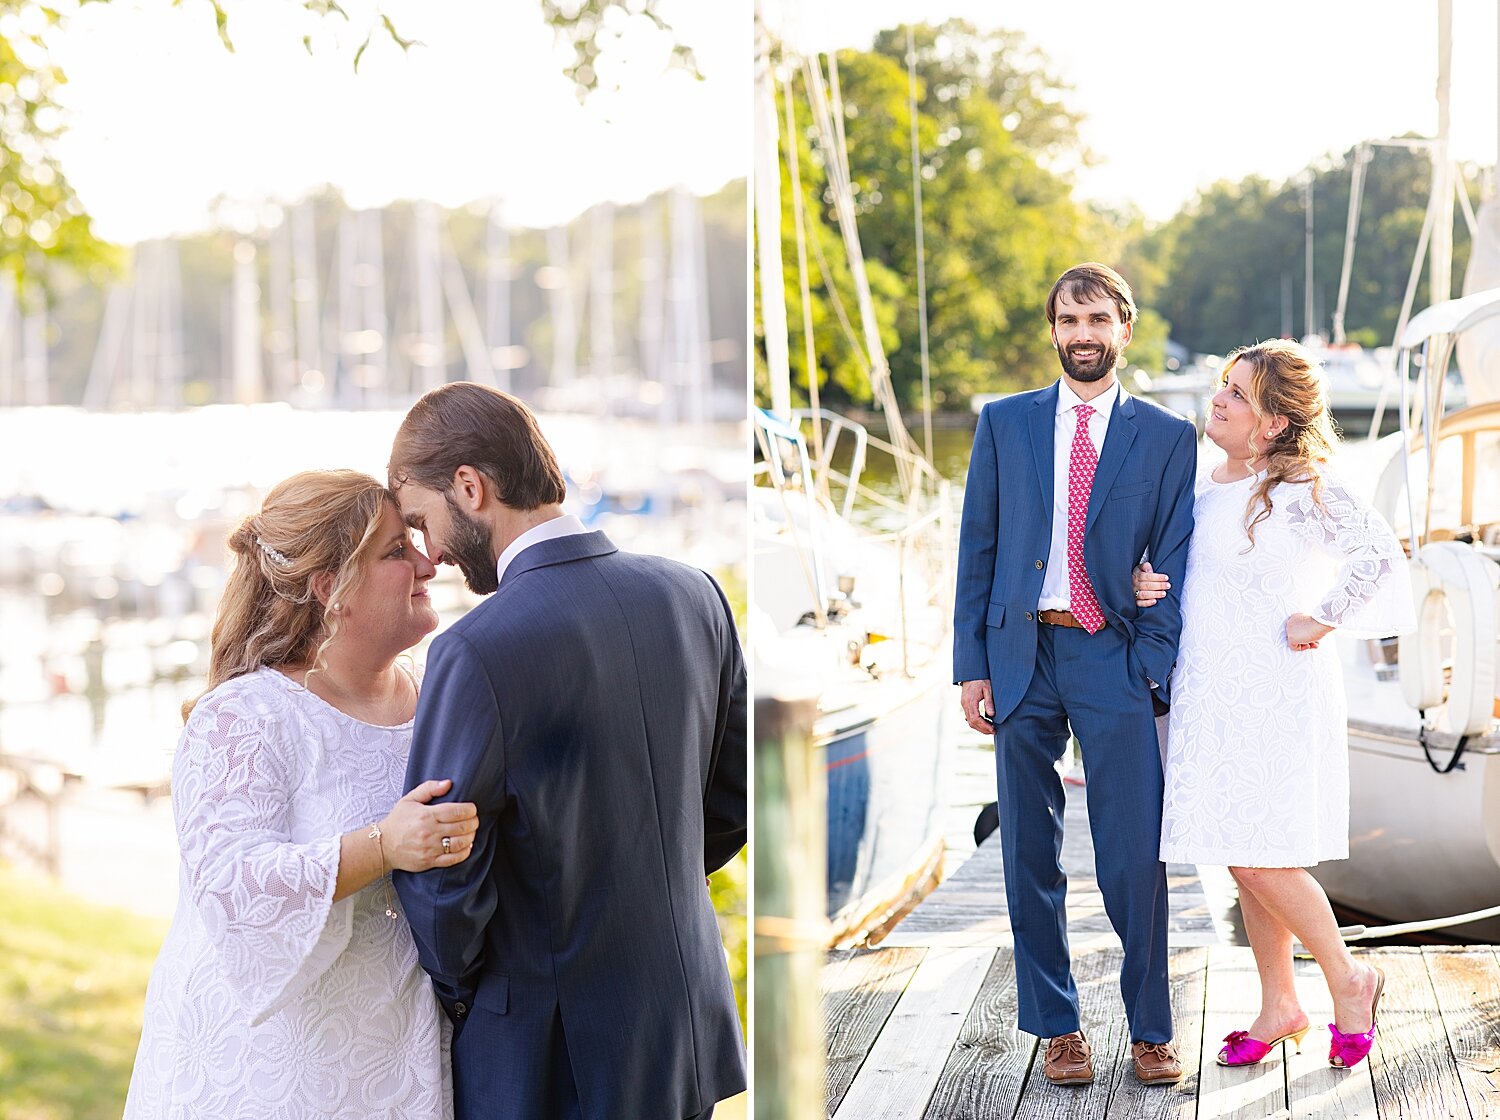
[0, 405, 746, 916]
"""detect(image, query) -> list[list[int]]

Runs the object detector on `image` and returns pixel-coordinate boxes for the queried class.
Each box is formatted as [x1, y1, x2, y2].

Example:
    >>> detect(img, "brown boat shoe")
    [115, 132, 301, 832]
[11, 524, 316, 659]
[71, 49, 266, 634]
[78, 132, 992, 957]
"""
[1043, 1031, 1094, 1085]
[1132, 1040, 1184, 1084]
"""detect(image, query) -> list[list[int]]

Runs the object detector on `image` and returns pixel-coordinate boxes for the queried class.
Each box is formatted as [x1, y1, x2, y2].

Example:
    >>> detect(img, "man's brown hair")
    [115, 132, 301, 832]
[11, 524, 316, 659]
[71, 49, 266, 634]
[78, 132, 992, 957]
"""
[1045, 263, 1138, 327]
[389, 382, 567, 509]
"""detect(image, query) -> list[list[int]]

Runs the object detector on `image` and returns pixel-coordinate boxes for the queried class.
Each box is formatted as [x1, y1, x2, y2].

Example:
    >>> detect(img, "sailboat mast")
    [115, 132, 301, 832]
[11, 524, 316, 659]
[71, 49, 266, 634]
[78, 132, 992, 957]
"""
[754, 11, 793, 421]
[1432, 0, 1454, 307]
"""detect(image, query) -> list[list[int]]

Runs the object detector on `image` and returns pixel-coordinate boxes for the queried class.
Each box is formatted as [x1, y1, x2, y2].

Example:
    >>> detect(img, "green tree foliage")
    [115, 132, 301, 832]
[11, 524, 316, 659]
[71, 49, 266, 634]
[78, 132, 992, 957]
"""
[758, 22, 1104, 412]
[1142, 144, 1476, 356]
[0, 1, 118, 298]
[539, 0, 699, 102]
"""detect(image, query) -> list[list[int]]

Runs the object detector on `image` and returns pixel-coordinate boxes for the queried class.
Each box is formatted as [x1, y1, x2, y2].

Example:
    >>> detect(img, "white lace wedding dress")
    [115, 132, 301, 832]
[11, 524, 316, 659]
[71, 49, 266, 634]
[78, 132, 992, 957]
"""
[124, 667, 451, 1119]
[1159, 464, 1414, 868]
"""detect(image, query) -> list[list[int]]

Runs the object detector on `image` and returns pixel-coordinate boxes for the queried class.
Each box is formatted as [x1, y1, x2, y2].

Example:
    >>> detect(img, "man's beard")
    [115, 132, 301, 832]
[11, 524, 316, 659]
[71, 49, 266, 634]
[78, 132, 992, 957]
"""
[442, 492, 500, 595]
[1056, 340, 1120, 382]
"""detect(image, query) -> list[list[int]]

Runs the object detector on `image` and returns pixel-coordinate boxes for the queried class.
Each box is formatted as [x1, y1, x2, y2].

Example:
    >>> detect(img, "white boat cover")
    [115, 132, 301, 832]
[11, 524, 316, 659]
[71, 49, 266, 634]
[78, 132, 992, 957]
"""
[1456, 196, 1500, 403]
[1402, 285, 1500, 352]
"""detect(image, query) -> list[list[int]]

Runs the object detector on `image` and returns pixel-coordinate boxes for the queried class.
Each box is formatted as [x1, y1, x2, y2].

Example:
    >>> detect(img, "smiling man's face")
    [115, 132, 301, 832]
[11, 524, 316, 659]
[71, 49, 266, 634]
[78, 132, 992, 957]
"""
[1050, 288, 1132, 384]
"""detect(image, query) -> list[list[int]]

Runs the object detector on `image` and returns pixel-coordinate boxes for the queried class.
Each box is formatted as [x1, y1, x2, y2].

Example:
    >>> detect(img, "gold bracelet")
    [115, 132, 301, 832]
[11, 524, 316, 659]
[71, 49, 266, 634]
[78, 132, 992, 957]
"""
[368, 823, 399, 921]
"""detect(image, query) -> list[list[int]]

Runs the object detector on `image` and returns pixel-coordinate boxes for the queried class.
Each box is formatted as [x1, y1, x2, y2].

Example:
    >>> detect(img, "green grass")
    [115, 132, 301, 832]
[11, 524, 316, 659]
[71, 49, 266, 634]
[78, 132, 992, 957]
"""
[711, 847, 748, 1027]
[0, 864, 167, 1120]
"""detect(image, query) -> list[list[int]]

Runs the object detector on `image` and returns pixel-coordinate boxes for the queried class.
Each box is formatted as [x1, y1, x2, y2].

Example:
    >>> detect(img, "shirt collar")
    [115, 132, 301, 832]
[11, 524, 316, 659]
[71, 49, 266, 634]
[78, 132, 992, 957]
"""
[1056, 377, 1123, 423]
[495, 514, 589, 588]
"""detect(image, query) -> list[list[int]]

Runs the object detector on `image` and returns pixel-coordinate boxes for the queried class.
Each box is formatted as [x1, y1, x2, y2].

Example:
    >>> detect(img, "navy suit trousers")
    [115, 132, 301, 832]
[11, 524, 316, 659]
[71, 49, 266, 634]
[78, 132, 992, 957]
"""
[993, 622, 1172, 1043]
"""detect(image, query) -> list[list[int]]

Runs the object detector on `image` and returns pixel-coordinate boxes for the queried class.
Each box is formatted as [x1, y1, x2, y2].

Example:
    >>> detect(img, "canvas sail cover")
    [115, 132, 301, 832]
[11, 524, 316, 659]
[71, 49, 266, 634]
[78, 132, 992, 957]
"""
[1458, 196, 1500, 404]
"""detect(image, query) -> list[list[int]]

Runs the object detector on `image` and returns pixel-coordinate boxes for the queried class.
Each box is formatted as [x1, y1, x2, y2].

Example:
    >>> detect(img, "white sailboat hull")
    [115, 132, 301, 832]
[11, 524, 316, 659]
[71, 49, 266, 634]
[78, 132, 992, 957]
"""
[1311, 635, 1500, 941]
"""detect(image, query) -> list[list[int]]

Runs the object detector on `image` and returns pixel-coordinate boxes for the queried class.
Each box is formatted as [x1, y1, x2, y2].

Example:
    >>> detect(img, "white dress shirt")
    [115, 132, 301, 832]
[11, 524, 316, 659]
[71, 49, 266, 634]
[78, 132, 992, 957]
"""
[1037, 378, 1123, 611]
[495, 514, 589, 589]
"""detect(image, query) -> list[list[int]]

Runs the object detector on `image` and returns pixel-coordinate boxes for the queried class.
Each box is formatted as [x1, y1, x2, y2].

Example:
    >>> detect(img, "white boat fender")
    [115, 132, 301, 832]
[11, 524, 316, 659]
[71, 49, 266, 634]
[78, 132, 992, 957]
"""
[1398, 542, 1500, 759]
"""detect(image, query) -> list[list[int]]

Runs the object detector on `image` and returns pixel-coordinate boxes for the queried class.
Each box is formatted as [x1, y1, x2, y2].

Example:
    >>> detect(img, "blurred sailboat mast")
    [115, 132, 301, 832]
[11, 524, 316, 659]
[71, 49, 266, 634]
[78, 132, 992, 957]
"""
[590, 201, 615, 404]
[754, 11, 792, 422]
[485, 201, 512, 395]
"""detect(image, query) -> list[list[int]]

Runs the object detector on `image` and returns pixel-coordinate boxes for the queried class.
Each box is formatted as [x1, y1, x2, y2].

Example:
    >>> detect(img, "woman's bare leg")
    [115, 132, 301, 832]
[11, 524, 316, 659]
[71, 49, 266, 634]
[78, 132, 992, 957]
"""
[1230, 868, 1309, 1042]
[1231, 866, 1379, 1033]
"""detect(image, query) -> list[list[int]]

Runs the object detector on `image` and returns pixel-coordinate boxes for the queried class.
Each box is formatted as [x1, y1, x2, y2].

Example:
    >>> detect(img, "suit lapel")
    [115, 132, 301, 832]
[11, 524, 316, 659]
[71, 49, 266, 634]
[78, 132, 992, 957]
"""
[1028, 383, 1059, 514]
[1085, 389, 1138, 534]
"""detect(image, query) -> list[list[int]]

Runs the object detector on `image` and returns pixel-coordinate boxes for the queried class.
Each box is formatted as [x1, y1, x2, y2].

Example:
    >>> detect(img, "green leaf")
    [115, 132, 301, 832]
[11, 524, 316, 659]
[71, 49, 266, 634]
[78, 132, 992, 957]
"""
[380, 14, 417, 51]
[210, 0, 234, 53]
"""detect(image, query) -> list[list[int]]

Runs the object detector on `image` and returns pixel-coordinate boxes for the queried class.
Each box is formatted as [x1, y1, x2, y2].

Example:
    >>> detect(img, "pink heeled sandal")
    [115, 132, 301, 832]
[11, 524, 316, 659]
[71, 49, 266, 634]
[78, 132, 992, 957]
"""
[1217, 1025, 1311, 1067]
[1329, 966, 1386, 1069]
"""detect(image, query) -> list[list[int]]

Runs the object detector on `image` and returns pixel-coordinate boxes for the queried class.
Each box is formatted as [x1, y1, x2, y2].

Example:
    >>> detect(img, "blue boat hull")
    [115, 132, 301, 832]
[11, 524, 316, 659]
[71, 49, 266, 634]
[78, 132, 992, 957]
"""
[822, 674, 951, 936]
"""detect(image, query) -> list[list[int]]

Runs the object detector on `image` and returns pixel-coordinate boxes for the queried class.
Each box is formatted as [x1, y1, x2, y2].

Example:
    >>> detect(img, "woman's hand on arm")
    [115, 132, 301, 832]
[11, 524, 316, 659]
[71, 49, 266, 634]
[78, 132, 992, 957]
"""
[333, 778, 480, 902]
[1133, 562, 1170, 608]
[1285, 612, 1334, 652]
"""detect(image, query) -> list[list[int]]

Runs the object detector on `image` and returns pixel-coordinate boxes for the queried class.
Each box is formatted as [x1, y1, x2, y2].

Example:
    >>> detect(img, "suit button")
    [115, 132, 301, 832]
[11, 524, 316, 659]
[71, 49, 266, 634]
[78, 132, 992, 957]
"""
[1025, 611, 1034, 621]
[1035, 560, 1044, 569]
[454, 1002, 467, 1017]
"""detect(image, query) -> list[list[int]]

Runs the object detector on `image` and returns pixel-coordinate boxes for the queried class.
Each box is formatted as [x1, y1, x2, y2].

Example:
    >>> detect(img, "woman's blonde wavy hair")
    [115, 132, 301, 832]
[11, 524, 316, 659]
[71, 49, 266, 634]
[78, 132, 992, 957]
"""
[1226, 339, 1341, 546]
[182, 469, 394, 719]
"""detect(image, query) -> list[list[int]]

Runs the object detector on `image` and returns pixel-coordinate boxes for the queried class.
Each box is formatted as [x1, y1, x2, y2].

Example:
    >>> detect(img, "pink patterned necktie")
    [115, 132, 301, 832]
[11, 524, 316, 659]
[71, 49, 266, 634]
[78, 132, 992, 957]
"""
[1067, 404, 1105, 634]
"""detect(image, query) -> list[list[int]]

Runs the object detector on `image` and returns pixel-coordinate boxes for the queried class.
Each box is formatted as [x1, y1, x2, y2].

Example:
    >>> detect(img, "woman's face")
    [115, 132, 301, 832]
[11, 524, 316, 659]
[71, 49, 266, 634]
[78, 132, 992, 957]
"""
[1205, 360, 1264, 459]
[332, 502, 439, 655]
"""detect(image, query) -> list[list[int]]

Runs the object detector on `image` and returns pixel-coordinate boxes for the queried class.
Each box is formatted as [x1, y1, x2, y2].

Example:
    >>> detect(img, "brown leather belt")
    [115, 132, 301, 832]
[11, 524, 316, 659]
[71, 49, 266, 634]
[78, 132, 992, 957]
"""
[1037, 609, 1086, 629]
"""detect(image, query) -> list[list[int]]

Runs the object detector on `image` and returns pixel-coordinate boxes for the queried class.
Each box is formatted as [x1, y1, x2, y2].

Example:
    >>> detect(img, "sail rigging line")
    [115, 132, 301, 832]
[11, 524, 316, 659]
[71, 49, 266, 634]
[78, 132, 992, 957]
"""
[804, 205, 875, 387]
[1456, 174, 1479, 238]
[905, 24, 935, 464]
[780, 57, 829, 501]
[1332, 143, 1372, 346]
[800, 50, 919, 498]
[1368, 180, 1441, 439]
[754, 11, 794, 421]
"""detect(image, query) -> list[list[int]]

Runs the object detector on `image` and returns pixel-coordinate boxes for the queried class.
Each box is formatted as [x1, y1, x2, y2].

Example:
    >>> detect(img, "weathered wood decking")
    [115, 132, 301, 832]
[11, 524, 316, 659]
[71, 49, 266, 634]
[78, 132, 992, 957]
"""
[823, 783, 1500, 1119]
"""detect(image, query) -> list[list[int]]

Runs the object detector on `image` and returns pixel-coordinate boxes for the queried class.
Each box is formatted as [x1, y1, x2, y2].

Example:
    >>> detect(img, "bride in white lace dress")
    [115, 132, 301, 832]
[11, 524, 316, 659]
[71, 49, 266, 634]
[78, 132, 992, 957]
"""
[1135, 341, 1413, 1073]
[124, 471, 479, 1119]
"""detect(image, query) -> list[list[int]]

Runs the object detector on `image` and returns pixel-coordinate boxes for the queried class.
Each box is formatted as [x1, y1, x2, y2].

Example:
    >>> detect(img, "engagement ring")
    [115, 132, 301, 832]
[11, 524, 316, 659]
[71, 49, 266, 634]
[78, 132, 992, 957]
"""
[442, 836, 452, 854]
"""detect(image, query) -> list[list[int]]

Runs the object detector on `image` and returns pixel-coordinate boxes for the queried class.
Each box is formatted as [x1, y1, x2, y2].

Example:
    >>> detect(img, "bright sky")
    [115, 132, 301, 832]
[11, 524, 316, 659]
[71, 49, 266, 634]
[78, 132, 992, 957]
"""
[49, 0, 750, 243]
[775, 0, 1500, 221]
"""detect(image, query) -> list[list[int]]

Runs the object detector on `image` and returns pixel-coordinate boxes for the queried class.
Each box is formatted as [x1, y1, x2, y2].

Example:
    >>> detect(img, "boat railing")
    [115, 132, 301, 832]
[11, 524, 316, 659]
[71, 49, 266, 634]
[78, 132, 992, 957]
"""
[754, 407, 955, 675]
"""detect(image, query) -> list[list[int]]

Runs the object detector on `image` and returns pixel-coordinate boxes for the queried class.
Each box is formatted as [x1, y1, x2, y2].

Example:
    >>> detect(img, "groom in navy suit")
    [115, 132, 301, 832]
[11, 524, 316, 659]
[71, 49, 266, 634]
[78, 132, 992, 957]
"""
[389, 383, 746, 1120]
[953, 264, 1196, 1086]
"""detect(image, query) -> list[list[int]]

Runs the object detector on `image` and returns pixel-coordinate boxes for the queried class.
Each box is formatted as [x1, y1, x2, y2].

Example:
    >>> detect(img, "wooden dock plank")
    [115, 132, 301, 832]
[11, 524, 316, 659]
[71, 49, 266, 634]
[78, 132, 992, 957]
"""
[822, 947, 927, 1117]
[881, 781, 1219, 950]
[1007, 946, 1130, 1120]
[1367, 946, 1471, 1120]
[831, 946, 995, 1120]
[1285, 953, 1378, 1120]
[1106, 945, 1211, 1120]
[1197, 945, 1291, 1119]
[1426, 946, 1500, 1119]
[823, 776, 1500, 1120]
[919, 946, 1036, 1120]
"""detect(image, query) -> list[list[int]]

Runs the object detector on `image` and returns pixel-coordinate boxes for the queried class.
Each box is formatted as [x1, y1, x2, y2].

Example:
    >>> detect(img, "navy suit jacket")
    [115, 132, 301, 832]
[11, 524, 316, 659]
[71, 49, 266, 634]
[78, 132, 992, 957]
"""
[952, 383, 1197, 723]
[393, 531, 747, 1120]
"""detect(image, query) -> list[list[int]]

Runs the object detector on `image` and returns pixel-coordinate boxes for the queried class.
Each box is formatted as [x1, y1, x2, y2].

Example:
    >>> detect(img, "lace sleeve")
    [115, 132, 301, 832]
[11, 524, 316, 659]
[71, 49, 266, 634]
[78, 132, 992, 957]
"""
[171, 681, 354, 1026]
[1285, 479, 1416, 637]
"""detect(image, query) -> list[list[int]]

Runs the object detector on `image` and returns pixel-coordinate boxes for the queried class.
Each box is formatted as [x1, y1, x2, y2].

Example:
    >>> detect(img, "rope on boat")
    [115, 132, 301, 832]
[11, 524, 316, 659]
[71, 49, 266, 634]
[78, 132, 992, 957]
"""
[1417, 710, 1471, 773]
[1340, 900, 1500, 941]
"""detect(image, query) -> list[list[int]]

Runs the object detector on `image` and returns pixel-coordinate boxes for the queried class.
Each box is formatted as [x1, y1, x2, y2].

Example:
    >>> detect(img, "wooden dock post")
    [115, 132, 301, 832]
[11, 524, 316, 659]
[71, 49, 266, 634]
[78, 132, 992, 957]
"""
[753, 691, 826, 1120]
